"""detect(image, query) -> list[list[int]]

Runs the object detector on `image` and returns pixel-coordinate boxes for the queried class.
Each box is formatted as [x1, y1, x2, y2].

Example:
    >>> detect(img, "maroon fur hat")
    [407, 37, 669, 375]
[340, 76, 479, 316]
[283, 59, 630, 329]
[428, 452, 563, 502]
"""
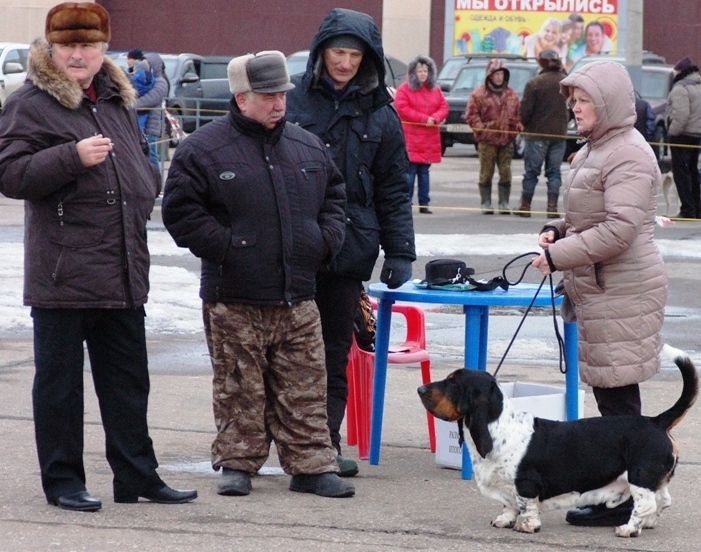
[45, 2, 111, 44]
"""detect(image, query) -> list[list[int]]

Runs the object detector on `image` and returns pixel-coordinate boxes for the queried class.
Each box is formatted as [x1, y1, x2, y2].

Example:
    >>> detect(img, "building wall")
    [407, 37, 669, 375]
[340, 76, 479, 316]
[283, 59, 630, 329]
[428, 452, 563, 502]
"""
[0, 0, 697, 68]
[644, 0, 701, 65]
[0, 0, 60, 43]
[99, 0, 383, 57]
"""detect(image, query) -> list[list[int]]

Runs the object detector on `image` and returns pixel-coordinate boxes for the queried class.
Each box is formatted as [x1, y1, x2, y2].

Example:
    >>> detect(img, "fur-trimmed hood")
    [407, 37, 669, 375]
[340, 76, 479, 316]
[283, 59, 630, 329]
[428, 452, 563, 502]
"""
[27, 38, 136, 110]
[406, 55, 437, 91]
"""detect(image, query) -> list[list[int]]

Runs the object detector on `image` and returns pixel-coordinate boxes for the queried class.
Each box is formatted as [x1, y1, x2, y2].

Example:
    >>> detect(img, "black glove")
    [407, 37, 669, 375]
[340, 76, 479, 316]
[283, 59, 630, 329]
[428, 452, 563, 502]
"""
[380, 257, 413, 289]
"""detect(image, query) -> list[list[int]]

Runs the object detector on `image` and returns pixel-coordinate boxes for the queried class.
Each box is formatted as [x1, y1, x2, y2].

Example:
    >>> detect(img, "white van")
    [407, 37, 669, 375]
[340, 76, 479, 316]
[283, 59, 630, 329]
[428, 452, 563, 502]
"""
[0, 42, 29, 109]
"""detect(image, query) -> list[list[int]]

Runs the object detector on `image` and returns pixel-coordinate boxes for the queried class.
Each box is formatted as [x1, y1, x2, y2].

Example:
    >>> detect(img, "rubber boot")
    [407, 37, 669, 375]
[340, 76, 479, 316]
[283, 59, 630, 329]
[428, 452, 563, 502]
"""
[479, 183, 493, 214]
[516, 193, 532, 218]
[547, 193, 560, 218]
[497, 182, 511, 215]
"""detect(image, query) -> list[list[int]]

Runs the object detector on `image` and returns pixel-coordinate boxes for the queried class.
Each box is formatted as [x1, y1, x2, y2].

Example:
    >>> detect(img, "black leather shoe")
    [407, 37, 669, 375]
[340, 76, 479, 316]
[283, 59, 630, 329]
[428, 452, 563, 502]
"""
[419, 206, 433, 214]
[116, 484, 198, 504]
[565, 498, 633, 527]
[50, 491, 102, 512]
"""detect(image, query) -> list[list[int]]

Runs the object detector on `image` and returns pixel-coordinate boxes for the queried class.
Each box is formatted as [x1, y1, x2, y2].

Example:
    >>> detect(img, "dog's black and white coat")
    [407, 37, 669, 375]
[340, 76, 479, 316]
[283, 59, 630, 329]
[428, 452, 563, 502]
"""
[418, 345, 698, 538]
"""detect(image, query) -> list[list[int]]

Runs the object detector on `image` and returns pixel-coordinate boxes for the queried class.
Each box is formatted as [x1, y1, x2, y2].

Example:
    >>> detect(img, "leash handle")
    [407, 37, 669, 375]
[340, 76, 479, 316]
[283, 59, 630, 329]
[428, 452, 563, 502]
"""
[492, 255, 568, 378]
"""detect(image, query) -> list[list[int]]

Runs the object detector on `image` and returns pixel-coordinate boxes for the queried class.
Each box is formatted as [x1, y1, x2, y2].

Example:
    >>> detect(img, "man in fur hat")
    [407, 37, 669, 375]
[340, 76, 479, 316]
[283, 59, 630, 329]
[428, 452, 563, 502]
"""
[0, 2, 197, 511]
[666, 56, 701, 219]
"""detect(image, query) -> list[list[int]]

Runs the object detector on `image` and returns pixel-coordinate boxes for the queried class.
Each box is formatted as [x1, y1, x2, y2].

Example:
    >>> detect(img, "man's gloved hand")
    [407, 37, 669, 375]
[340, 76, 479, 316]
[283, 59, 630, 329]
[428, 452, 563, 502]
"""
[380, 257, 413, 289]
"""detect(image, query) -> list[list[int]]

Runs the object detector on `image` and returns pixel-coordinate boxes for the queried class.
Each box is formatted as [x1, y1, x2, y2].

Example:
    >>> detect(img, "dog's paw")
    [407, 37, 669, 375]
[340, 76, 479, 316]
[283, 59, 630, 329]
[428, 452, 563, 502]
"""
[514, 515, 541, 533]
[491, 510, 517, 528]
[615, 524, 641, 538]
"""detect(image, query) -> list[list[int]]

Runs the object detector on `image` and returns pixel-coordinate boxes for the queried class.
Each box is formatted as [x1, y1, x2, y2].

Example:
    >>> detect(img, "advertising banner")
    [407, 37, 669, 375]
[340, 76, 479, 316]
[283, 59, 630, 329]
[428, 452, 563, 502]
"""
[453, 0, 619, 70]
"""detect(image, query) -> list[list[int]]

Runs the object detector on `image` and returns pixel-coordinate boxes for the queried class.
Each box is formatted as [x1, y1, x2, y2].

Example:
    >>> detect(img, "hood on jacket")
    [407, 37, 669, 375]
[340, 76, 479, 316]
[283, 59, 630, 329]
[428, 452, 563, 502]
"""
[145, 51, 170, 94]
[303, 8, 389, 102]
[672, 63, 700, 85]
[27, 38, 136, 110]
[484, 58, 510, 88]
[559, 60, 635, 142]
[406, 55, 437, 91]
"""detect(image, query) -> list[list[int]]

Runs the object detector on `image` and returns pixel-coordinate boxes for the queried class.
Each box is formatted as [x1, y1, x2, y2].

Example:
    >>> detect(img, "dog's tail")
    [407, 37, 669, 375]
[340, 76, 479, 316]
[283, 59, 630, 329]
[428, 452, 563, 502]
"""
[652, 344, 699, 432]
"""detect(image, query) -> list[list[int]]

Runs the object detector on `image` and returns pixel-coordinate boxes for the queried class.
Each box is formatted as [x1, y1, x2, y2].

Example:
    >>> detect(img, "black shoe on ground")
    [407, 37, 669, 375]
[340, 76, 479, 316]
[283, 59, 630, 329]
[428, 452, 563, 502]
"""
[115, 484, 198, 504]
[217, 468, 252, 496]
[419, 206, 433, 214]
[565, 498, 634, 527]
[289, 472, 355, 498]
[336, 454, 359, 477]
[50, 491, 102, 512]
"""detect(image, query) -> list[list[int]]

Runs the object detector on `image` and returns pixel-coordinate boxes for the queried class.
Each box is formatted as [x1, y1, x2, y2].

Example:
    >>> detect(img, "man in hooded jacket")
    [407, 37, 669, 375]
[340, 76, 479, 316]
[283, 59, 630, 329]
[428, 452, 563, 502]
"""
[466, 58, 523, 214]
[285, 8, 416, 477]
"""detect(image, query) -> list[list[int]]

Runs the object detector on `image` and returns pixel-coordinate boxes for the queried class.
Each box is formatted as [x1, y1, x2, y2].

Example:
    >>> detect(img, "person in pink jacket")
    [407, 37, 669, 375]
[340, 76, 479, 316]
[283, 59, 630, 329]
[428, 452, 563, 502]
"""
[394, 55, 448, 214]
[532, 60, 667, 528]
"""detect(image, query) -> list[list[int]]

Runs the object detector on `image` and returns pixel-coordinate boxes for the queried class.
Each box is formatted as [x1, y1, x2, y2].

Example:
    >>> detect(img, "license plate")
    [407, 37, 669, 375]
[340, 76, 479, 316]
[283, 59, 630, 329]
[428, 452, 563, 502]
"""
[445, 124, 470, 133]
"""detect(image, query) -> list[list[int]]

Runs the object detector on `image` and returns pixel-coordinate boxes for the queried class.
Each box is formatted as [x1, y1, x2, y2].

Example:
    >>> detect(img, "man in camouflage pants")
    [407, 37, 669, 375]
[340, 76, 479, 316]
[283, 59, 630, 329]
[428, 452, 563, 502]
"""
[162, 51, 353, 498]
[466, 58, 523, 215]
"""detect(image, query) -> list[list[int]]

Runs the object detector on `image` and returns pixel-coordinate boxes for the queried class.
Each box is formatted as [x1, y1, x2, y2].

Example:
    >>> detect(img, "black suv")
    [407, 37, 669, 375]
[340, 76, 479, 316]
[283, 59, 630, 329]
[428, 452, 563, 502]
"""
[440, 59, 540, 157]
[436, 53, 530, 92]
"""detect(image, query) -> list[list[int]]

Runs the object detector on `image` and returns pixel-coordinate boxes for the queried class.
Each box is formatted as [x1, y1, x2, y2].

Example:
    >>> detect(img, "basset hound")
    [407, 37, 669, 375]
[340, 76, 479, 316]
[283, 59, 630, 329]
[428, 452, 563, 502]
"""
[417, 345, 698, 538]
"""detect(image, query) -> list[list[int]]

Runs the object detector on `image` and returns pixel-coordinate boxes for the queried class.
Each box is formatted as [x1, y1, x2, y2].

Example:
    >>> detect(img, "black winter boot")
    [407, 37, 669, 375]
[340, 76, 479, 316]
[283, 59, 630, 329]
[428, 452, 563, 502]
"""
[497, 182, 511, 215]
[516, 193, 533, 218]
[547, 193, 560, 218]
[479, 183, 493, 214]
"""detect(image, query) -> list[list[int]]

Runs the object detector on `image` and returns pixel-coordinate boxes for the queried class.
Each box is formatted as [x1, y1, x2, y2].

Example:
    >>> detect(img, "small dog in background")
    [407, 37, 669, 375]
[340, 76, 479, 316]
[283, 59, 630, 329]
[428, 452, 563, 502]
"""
[658, 158, 678, 217]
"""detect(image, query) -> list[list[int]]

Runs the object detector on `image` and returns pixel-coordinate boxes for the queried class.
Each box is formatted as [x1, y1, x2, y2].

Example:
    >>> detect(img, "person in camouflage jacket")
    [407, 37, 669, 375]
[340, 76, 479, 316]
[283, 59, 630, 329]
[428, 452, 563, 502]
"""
[466, 58, 523, 214]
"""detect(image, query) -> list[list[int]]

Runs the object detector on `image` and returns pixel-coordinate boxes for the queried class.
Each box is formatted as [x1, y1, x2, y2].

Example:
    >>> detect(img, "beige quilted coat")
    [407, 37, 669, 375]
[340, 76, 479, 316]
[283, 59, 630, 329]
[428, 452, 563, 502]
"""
[546, 60, 667, 388]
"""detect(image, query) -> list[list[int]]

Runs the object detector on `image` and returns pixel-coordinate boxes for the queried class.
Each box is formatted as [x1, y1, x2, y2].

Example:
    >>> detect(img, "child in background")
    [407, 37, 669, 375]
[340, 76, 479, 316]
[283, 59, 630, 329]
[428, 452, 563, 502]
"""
[130, 59, 154, 131]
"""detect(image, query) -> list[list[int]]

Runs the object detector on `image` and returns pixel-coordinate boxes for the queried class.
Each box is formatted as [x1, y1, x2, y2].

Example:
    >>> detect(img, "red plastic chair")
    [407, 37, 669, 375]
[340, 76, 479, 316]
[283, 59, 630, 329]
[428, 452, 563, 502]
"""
[346, 300, 435, 460]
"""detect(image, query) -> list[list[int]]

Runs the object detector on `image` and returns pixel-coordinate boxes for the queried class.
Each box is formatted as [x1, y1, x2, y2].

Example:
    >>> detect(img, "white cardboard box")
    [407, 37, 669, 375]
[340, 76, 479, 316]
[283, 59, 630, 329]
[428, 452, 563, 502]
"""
[435, 381, 585, 469]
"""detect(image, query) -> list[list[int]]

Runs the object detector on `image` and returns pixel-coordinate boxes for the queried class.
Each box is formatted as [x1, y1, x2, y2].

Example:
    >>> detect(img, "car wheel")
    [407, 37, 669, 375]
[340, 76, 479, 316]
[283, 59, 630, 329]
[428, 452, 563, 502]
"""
[513, 134, 525, 159]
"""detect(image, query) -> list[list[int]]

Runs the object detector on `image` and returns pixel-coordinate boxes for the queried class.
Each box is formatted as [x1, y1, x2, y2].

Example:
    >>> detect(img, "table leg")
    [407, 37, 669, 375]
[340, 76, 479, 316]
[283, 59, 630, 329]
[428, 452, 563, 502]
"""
[479, 307, 489, 371]
[463, 305, 484, 370]
[369, 298, 394, 465]
[461, 305, 489, 479]
[564, 321, 580, 420]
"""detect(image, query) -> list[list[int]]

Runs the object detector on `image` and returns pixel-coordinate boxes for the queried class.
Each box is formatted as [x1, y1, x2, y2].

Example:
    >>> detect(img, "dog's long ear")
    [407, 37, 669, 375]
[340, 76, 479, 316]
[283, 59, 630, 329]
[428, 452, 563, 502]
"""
[466, 380, 502, 458]
[468, 392, 494, 458]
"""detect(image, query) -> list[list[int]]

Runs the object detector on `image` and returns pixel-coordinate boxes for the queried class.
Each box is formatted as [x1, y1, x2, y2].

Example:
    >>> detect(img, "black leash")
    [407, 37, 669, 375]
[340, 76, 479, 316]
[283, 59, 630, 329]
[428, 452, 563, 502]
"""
[491, 252, 567, 378]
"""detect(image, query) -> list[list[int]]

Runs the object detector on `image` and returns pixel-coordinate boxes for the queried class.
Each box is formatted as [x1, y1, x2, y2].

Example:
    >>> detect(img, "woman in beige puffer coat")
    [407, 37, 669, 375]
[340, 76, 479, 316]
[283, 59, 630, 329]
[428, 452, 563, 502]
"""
[532, 60, 667, 417]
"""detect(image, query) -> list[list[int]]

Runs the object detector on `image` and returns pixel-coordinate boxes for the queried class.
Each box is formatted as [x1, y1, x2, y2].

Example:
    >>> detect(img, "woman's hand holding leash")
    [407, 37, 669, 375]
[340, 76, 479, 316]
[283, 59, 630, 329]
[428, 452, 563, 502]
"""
[532, 230, 557, 276]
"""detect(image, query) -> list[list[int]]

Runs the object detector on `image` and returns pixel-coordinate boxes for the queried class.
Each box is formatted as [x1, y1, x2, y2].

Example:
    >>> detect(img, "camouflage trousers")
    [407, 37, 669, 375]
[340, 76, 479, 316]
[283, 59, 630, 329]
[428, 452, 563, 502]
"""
[477, 142, 514, 185]
[203, 300, 338, 475]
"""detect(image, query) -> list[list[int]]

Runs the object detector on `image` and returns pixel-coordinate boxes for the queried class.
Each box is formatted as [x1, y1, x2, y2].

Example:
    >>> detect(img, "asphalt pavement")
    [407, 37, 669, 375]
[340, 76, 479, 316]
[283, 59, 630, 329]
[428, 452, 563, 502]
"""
[1, 145, 701, 551]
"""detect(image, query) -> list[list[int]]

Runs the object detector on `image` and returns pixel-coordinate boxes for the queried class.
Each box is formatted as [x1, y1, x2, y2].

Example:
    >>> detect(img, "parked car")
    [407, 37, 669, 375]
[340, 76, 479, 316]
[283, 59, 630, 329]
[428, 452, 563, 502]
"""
[440, 59, 540, 157]
[436, 53, 530, 92]
[108, 51, 235, 133]
[566, 54, 673, 160]
[285, 50, 407, 89]
[0, 42, 29, 109]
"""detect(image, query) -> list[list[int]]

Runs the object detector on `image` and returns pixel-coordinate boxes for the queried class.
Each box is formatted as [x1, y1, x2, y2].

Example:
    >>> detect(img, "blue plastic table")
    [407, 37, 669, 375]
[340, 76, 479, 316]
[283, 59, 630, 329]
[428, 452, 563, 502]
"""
[367, 281, 579, 478]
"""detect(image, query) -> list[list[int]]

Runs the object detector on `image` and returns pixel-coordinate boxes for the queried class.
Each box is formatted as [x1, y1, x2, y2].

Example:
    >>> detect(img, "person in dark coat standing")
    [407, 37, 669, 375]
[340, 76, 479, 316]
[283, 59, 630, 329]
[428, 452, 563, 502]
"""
[666, 56, 701, 219]
[162, 51, 353, 499]
[285, 8, 416, 477]
[518, 49, 568, 218]
[0, 2, 197, 512]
